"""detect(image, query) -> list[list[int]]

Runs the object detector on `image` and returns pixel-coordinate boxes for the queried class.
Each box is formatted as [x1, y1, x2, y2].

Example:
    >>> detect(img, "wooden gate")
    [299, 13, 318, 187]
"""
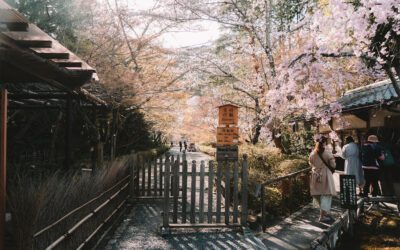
[160, 155, 249, 233]
[130, 153, 167, 199]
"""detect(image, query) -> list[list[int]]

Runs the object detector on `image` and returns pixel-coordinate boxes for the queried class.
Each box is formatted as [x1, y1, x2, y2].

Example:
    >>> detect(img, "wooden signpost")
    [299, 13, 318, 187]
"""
[216, 127, 239, 146]
[216, 104, 239, 161]
[340, 175, 357, 209]
[340, 174, 357, 236]
[218, 105, 238, 125]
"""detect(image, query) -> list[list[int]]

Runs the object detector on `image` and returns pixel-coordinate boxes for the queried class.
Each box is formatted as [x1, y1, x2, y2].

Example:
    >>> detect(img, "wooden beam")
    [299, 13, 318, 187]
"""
[0, 89, 7, 250]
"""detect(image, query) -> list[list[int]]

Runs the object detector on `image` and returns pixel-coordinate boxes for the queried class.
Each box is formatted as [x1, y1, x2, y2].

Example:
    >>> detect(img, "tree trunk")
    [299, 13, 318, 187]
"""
[251, 124, 261, 145]
[272, 129, 286, 153]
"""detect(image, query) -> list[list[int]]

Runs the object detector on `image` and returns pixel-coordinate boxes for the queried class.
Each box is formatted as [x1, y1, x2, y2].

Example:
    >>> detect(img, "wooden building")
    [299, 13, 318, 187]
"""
[318, 79, 400, 146]
[0, 1, 108, 247]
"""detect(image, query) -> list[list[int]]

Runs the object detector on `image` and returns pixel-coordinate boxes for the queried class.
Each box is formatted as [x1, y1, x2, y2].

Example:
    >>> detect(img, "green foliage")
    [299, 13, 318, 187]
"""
[273, 0, 312, 31]
[117, 110, 157, 155]
[280, 122, 316, 156]
[6, 0, 93, 50]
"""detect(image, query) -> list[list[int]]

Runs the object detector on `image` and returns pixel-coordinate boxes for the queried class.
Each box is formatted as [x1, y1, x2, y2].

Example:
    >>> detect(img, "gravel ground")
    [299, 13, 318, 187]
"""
[102, 200, 265, 250]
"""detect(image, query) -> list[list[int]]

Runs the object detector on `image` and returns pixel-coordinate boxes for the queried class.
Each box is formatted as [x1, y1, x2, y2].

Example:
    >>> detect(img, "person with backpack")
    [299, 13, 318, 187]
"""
[378, 142, 396, 196]
[309, 136, 336, 223]
[361, 135, 384, 197]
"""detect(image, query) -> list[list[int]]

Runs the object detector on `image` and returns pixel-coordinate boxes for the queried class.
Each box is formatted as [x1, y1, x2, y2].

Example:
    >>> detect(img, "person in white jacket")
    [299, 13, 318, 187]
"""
[341, 136, 365, 195]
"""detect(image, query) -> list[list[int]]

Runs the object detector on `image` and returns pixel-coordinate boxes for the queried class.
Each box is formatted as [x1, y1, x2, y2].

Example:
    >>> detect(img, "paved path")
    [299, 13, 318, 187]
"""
[256, 172, 346, 250]
[102, 148, 267, 249]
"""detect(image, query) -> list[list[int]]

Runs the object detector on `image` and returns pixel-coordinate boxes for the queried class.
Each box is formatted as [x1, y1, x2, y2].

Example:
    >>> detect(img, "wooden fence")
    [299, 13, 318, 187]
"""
[130, 153, 166, 198]
[31, 157, 133, 250]
[160, 155, 249, 233]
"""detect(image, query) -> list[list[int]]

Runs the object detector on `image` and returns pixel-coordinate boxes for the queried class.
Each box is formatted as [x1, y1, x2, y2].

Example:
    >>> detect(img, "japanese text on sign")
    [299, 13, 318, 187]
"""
[218, 105, 238, 125]
[216, 127, 239, 146]
[340, 175, 357, 209]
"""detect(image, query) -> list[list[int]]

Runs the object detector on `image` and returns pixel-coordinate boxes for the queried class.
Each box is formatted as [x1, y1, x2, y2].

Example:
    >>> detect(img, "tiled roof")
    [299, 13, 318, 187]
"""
[338, 79, 400, 111]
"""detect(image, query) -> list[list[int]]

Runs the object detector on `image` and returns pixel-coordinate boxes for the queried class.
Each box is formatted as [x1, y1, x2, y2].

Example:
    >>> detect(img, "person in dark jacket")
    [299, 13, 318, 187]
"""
[179, 141, 182, 152]
[361, 135, 384, 197]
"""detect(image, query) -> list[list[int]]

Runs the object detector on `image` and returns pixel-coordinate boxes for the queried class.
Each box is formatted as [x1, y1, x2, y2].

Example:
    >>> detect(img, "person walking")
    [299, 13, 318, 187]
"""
[309, 136, 336, 223]
[341, 136, 365, 195]
[179, 141, 182, 152]
[361, 135, 384, 197]
[184, 141, 187, 152]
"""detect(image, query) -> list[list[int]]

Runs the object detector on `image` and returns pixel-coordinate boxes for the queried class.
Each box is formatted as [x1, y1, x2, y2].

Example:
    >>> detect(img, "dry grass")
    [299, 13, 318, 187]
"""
[7, 156, 130, 250]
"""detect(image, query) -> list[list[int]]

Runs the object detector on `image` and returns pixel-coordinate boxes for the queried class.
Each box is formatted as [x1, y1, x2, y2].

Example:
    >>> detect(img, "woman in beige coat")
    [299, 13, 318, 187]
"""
[309, 136, 336, 222]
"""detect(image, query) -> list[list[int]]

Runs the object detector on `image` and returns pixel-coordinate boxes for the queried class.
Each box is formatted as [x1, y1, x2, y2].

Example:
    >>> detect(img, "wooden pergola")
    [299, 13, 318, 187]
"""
[0, 1, 107, 248]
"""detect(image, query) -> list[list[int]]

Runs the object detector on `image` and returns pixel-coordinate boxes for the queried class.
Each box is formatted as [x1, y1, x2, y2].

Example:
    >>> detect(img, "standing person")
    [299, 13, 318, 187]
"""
[309, 136, 337, 223]
[184, 141, 187, 152]
[179, 141, 182, 152]
[361, 135, 384, 197]
[378, 142, 395, 196]
[341, 136, 365, 195]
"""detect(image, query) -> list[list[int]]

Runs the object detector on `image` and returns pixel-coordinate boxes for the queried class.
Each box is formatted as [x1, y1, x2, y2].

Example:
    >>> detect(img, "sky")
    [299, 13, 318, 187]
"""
[134, 0, 221, 48]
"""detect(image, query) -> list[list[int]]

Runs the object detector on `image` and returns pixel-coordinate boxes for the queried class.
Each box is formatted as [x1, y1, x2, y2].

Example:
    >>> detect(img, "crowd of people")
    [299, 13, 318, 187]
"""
[309, 134, 400, 223]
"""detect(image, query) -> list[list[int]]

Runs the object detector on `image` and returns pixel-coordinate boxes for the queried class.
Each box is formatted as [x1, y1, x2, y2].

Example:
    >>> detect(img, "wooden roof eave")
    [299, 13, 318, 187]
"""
[0, 46, 94, 90]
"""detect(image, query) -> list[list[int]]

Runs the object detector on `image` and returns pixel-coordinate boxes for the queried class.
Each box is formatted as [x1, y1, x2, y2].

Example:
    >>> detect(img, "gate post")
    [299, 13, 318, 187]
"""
[241, 155, 249, 227]
[162, 157, 171, 230]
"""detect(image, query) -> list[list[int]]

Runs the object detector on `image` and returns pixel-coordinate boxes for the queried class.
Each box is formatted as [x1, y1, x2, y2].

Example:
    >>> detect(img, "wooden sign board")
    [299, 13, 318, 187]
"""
[340, 175, 357, 209]
[216, 145, 238, 161]
[216, 127, 239, 146]
[218, 104, 238, 125]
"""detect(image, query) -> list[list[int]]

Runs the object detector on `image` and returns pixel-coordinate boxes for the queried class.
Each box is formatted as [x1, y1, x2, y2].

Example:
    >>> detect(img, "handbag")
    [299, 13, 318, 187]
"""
[317, 151, 335, 173]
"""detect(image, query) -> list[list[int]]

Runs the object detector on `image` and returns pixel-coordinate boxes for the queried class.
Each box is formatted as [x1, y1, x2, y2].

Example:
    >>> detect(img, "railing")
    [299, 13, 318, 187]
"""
[257, 167, 311, 231]
[33, 174, 132, 250]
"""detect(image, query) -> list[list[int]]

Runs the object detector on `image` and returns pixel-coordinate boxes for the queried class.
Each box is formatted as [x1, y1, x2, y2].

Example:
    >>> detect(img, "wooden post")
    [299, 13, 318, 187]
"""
[241, 156, 249, 227]
[348, 209, 354, 237]
[208, 161, 214, 223]
[172, 156, 179, 223]
[163, 158, 171, 228]
[159, 155, 163, 196]
[0, 89, 7, 250]
[261, 185, 266, 231]
[225, 161, 231, 225]
[216, 162, 222, 223]
[199, 161, 205, 223]
[147, 160, 151, 196]
[141, 155, 145, 196]
[182, 157, 188, 223]
[190, 160, 196, 224]
[233, 161, 239, 224]
[153, 157, 158, 196]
